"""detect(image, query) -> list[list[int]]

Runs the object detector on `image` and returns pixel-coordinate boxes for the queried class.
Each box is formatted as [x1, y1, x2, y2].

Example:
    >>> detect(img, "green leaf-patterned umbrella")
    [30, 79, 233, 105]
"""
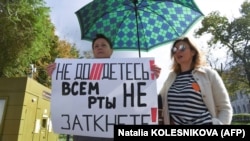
[75, 0, 203, 57]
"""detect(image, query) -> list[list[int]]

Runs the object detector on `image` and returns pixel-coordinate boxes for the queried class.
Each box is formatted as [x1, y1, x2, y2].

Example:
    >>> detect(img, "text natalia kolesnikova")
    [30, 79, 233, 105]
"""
[118, 128, 219, 136]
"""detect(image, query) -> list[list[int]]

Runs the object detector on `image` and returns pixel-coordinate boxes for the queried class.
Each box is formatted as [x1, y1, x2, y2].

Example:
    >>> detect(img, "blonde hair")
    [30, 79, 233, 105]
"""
[170, 37, 207, 74]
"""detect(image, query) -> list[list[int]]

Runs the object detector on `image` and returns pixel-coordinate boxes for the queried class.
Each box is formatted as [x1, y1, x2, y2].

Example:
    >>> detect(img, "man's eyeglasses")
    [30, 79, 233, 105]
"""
[172, 44, 186, 54]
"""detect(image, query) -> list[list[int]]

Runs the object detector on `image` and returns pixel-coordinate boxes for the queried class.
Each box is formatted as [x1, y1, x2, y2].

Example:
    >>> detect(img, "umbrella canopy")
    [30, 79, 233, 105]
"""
[75, 0, 203, 57]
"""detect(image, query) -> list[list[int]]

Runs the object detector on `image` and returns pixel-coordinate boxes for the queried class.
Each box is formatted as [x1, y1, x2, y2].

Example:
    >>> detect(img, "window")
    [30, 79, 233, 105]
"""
[0, 97, 8, 134]
[42, 118, 47, 128]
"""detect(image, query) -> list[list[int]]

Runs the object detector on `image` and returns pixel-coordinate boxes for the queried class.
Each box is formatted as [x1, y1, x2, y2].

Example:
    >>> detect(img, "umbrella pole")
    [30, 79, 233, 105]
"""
[133, 0, 141, 58]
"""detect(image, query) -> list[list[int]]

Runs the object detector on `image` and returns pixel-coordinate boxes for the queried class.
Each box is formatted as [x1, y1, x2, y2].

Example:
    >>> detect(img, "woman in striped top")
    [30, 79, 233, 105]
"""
[159, 37, 233, 125]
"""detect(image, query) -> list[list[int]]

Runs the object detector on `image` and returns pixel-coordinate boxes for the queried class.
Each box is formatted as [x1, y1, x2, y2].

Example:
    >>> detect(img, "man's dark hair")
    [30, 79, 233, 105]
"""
[92, 34, 113, 49]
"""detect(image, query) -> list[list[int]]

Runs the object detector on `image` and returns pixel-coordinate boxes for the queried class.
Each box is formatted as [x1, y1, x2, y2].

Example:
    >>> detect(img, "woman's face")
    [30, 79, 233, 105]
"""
[92, 38, 113, 58]
[172, 41, 195, 66]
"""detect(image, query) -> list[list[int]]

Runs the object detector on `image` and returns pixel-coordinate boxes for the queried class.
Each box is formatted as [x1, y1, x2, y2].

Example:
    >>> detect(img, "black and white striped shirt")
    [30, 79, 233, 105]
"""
[168, 70, 212, 125]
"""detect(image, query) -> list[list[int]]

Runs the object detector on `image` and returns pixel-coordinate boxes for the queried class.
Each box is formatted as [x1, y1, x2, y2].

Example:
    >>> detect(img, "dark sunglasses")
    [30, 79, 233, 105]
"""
[172, 44, 186, 54]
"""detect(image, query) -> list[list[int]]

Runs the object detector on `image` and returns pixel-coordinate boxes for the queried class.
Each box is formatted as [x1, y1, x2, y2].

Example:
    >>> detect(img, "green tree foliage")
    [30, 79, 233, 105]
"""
[195, 1, 250, 94]
[0, 0, 52, 77]
[0, 0, 79, 87]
